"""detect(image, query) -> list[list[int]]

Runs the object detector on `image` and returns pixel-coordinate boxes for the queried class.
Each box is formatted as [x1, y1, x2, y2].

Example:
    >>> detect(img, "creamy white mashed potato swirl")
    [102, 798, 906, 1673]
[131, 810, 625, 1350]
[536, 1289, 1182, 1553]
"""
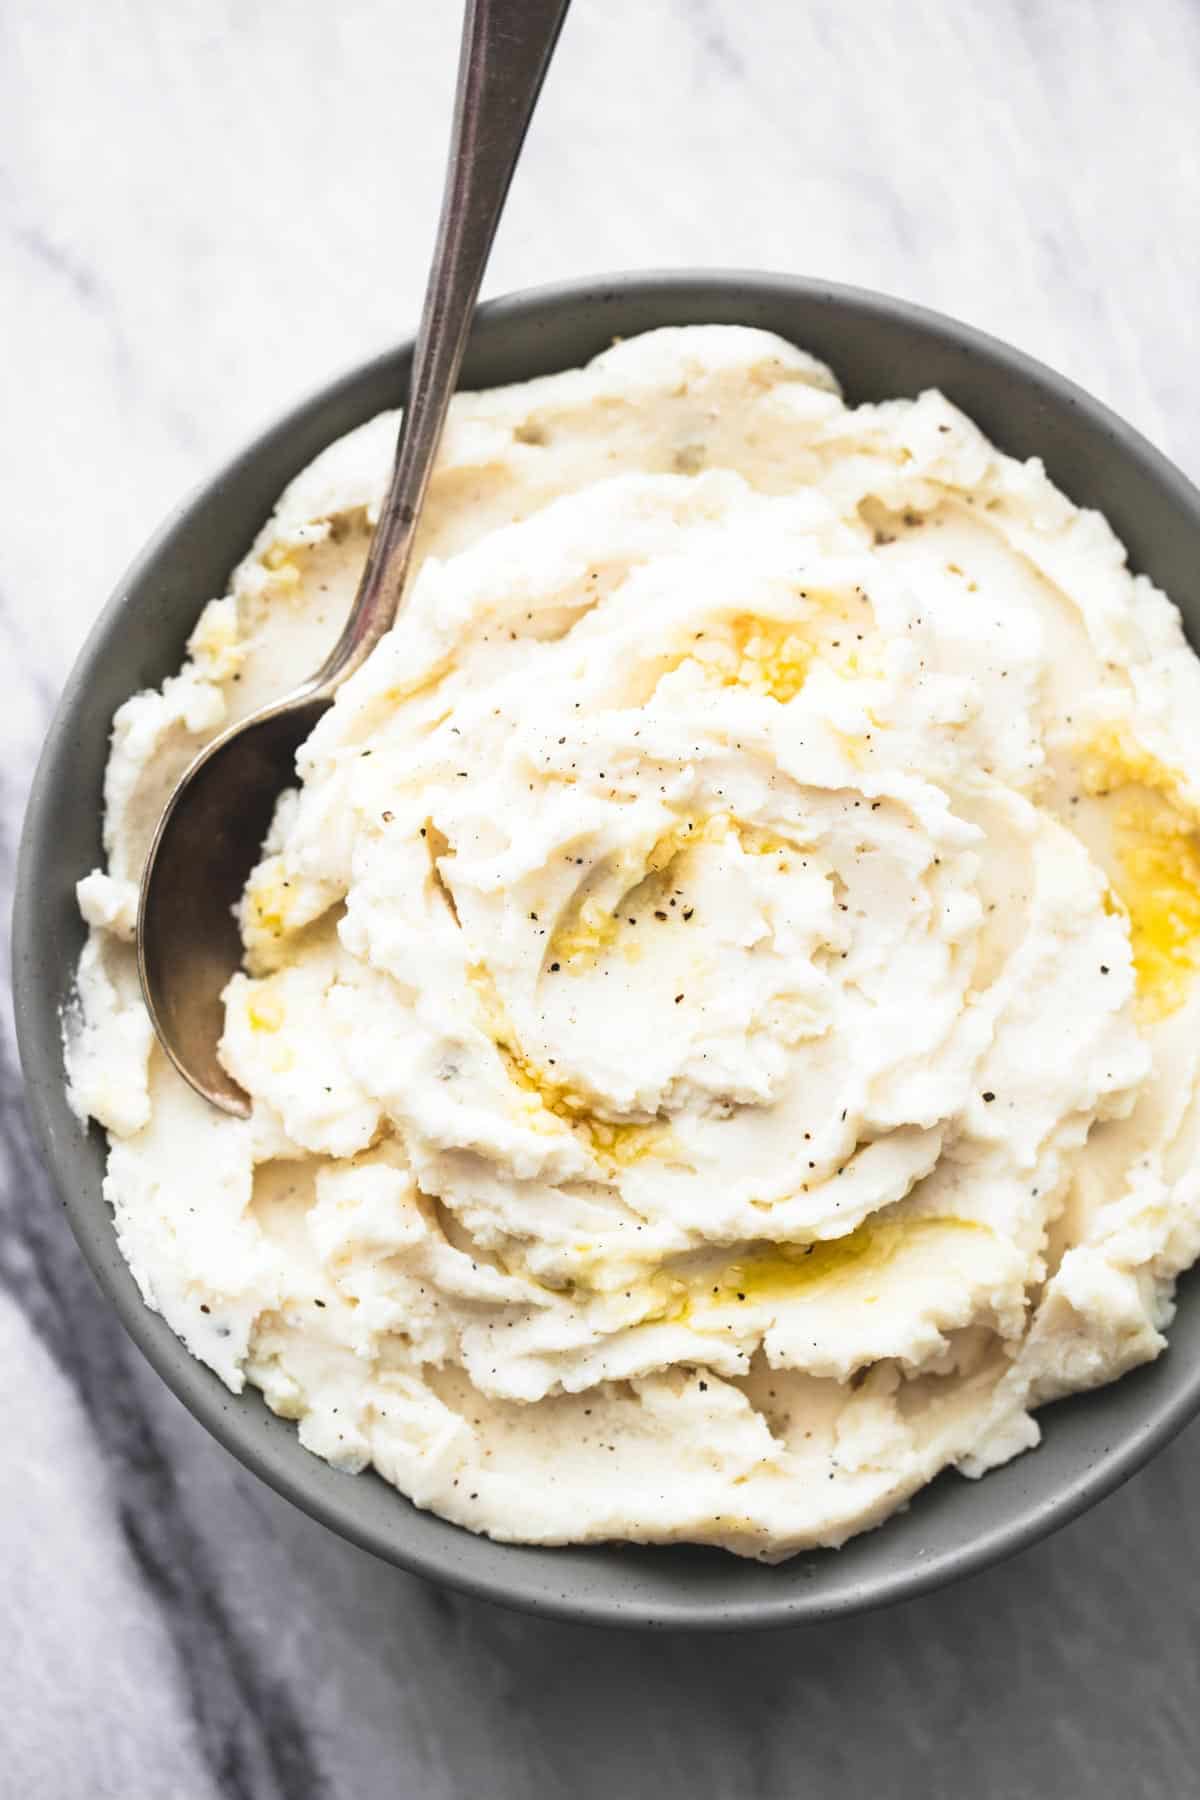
[69, 327, 1200, 1559]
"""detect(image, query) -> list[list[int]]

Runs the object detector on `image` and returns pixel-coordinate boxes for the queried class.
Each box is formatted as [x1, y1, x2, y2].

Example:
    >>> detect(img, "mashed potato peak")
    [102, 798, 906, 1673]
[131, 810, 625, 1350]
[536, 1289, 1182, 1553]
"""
[68, 327, 1200, 1559]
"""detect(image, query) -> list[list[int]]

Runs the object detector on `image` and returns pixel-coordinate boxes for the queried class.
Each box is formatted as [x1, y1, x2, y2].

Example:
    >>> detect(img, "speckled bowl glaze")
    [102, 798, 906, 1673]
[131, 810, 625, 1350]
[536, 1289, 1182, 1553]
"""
[15, 273, 1200, 1629]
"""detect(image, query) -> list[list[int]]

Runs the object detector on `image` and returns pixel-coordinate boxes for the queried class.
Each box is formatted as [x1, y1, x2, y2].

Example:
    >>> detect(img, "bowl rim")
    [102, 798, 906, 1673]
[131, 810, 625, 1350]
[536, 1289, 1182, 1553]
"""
[15, 268, 1200, 1630]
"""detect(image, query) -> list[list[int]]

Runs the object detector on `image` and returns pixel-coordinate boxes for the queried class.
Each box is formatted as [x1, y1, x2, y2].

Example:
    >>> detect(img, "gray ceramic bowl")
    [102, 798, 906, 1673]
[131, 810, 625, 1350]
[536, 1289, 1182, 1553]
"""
[15, 272, 1200, 1629]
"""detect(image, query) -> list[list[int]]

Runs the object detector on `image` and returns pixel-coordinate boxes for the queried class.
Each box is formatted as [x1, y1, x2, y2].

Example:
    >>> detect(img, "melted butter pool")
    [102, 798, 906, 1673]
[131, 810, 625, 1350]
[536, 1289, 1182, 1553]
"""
[1081, 727, 1200, 1019]
[468, 961, 670, 1167]
[647, 1215, 993, 1325]
[726, 615, 812, 702]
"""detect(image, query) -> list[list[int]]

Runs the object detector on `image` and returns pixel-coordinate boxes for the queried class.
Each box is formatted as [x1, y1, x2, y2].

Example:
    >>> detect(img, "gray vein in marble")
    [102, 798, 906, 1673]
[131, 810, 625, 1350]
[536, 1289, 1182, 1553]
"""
[8, 221, 103, 306]
[683, 0, 748, 79]
[0, 1026, 330, 1798]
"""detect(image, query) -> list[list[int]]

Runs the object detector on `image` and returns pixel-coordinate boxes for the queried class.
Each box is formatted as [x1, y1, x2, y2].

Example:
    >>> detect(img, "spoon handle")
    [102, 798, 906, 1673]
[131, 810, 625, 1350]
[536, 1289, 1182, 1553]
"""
[316, 0, 572, 691]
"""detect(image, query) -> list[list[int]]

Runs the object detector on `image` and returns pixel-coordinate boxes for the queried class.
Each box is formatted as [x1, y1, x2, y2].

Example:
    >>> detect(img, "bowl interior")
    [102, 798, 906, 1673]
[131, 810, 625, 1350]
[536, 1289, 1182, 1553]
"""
[16, 272, 1200, 1629]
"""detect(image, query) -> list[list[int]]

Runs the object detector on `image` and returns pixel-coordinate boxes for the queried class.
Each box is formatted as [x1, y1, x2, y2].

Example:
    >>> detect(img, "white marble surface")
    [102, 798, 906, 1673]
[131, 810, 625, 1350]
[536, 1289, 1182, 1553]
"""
[5, 1, 1200, 1794]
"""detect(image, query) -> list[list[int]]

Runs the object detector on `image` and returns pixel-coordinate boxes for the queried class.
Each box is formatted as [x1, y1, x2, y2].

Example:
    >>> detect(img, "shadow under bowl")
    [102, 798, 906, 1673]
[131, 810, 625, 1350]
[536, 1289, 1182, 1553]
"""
[14, 271, 1200, 1629]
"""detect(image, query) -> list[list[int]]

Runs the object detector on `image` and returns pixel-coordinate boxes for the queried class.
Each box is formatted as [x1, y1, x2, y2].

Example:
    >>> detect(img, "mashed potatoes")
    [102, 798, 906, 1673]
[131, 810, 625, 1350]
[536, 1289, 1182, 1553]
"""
[67, 327, 1200, 1559]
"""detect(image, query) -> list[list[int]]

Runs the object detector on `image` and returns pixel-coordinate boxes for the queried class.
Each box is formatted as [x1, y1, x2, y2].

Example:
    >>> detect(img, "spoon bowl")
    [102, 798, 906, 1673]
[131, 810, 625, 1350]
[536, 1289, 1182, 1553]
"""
[137, 693, 326, 1114]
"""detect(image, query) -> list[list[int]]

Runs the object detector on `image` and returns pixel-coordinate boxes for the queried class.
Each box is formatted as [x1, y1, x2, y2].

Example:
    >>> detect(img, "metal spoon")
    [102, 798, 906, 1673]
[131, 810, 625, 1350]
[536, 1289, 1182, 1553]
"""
[137, 0, 570, 1116]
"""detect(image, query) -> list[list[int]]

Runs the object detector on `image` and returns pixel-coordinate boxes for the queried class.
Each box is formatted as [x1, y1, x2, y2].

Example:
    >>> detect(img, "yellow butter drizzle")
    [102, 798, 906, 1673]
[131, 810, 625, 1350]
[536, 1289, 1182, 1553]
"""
[644, 1216, 991, 1324]
[246, 985, 284, 1033]
[669, 598, 874, 704]
[722, 1215, 990, 1300]
[1079, 725, 1200, 1019]
[261, 542, 301, 591]
[548, 897, 623, 967]
[244, 863, 295, 975]
[669, 614, 812, 703]
[467, 962, 669, 1167]
[724, 616, 812, 702]
[548, 812, 804, 973]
